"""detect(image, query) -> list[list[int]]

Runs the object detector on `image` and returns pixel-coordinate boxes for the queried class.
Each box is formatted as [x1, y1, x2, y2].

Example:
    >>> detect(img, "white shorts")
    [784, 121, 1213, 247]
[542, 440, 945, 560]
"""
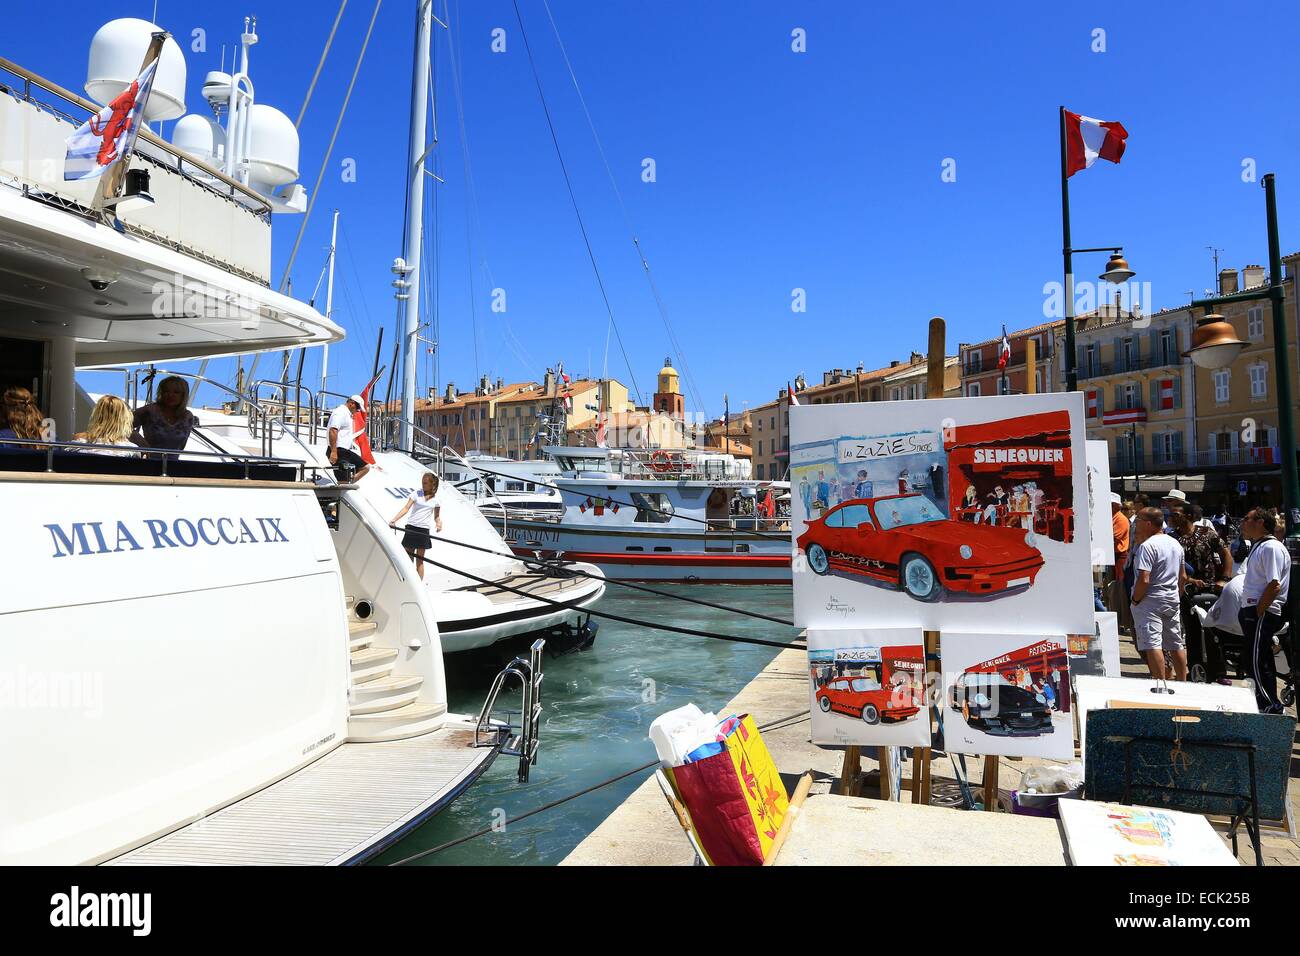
[1133, 601, 1184, 652]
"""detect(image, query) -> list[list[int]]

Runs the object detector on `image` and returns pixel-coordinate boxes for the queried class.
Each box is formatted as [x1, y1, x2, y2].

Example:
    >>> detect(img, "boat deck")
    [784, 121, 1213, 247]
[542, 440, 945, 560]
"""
[104, 728, 495, 866]
[464, 570, 599, 606]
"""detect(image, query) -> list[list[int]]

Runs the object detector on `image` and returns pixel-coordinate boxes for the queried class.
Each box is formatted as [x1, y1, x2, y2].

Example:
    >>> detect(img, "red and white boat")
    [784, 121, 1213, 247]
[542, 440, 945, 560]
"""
[487, 447, 792, 584]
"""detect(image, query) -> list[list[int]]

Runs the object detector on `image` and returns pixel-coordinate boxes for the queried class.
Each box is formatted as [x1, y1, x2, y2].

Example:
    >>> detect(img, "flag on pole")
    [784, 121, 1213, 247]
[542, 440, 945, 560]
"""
[788, 382, 800, 406]
[1063, 111, 1128, 177]
[595, 414, 607, 448]
[64, 60, 159, 181]
[997, 327, 1012, 369]
[352, 372, 383, 465]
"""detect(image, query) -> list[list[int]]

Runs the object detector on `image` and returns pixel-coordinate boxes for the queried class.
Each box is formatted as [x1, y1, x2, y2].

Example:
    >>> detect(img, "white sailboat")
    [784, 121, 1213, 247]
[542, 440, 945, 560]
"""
[0, 15, 542, 865]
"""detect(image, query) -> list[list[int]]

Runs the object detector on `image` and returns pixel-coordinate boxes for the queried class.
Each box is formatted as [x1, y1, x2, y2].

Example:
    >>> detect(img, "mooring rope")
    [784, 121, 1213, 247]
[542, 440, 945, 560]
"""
[398, 537, 802, 651]
[384, 710, 812, 865]
[395, 524, 795, 627]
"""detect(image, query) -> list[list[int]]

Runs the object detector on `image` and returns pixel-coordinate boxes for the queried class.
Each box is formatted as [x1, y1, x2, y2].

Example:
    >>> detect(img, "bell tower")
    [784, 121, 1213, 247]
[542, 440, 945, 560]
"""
[654, 357, 684, 418]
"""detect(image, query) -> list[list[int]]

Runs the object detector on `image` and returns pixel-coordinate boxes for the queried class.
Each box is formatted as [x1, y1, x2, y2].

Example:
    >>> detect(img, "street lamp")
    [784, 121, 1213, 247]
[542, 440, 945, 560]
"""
[1062, 245, 1137, 391]
[1182, 173, 1298, 547]
[1184, 312, 1247, 370]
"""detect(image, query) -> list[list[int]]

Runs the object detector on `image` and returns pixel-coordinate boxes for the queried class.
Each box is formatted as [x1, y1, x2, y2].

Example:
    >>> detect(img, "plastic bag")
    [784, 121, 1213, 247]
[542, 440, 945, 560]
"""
[1020, 761, 1083, 795]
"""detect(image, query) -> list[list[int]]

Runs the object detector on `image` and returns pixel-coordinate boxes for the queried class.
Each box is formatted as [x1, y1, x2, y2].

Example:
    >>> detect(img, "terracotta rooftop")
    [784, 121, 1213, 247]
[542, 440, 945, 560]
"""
[961, 319, 1064, 351]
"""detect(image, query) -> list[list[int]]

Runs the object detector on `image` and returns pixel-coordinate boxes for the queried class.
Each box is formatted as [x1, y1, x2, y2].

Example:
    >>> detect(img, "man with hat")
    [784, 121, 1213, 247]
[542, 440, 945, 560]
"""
[327, 394, 371, 482]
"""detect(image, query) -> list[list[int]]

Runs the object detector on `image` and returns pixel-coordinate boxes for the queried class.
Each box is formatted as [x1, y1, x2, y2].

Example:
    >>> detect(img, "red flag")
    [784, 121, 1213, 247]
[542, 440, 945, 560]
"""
[998, 327, 1012, 369]
[352, 372, 383, 465]
[787, 382, 800, 406]
[1063, 111, 1128, 177]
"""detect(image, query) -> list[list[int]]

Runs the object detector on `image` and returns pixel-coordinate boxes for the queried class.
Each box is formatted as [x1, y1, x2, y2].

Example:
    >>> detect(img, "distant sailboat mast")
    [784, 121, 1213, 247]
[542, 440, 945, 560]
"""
[320, 208, 339, 395]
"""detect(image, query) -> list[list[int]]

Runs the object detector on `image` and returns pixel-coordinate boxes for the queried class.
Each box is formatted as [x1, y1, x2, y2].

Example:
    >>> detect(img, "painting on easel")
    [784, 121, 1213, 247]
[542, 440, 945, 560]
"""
[940, 632, 1075, 759]
[789, 393, 1093, 633]
[808, 628, 930, 747]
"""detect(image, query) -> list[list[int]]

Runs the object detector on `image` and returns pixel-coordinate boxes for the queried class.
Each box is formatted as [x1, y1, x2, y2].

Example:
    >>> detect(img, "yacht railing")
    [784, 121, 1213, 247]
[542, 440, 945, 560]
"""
[0, 56, 273, 221]
[0, 435, 321, 481]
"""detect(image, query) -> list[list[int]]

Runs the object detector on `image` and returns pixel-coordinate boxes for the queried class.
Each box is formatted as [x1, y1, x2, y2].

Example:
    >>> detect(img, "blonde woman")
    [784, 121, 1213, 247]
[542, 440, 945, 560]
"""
[74, 395, 139, 457]
[389, 472, 443, 579]
[0, 386, 46, 449]
[131, 375, 197, 451]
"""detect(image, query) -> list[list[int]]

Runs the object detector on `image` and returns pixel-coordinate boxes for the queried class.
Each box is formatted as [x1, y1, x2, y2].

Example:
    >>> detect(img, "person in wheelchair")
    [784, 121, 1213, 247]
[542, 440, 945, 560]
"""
[1170, 503, 1234, 683]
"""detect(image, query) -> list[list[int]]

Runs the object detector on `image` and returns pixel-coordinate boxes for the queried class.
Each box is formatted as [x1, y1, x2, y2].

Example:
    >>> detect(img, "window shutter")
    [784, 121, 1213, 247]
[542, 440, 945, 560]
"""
[1173, 375, 1182, 409]
[1113, 384, 1122, 409]
[1148, 328, 1158, 367]
[1112, 337, 1123, 372]
[1173, 431, 1183, 460]
[1150, 379, 1158, 410]
[1135, 434, 1144, 467]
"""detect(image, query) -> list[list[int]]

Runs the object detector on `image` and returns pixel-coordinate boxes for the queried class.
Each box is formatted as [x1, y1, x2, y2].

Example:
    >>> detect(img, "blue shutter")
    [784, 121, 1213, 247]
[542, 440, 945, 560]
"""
[1173, 375, 1182, 409]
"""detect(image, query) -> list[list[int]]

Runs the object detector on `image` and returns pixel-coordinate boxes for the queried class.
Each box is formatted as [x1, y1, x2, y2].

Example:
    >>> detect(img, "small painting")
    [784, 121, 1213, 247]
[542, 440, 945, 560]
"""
[808, 628, 930, 748]
[940, 632, 1074, 759]
[1059, 800, 1239, 866]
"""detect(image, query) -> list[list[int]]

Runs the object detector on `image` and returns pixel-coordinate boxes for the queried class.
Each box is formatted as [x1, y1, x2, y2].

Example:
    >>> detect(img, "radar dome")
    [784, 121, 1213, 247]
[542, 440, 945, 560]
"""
[246, 104, 300, 187]
[86, 18, 186, 121]
[171, 114, 226, 177]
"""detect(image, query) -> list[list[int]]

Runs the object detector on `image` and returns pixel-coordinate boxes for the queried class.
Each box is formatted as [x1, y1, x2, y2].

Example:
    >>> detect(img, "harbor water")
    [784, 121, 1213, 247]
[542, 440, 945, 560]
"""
[375, 584, 796, 866]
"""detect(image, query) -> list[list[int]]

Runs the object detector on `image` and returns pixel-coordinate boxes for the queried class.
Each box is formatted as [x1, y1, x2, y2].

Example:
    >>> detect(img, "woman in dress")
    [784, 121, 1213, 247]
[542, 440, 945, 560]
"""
[131, 375, 197, 451]
[74, 395, 139, 456]
[389, 472, 443, 579]
[0, 386, 47, 449]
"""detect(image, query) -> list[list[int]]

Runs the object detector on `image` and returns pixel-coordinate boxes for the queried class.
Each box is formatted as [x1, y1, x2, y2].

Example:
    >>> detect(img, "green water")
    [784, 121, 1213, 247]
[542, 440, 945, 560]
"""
[374, 584, 796, 866]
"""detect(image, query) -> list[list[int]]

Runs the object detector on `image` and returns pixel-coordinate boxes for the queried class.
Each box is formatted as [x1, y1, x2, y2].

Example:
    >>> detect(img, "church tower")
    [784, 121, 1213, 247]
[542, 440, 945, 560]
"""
[654, 357, 684, 418]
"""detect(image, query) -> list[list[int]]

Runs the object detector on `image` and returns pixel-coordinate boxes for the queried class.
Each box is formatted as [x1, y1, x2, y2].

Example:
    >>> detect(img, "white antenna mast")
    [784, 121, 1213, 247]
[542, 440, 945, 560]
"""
[320, 209, 339, 395]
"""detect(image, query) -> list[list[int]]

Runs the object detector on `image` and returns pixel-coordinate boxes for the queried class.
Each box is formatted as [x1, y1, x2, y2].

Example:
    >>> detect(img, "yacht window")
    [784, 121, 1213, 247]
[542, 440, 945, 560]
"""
[631, 491, 674, 523]
[653, 546, 672, 552]
[625, 545, 644, 552]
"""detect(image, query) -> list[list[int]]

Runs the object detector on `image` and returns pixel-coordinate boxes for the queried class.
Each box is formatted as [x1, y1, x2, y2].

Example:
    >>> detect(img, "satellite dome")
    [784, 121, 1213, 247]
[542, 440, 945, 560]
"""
[246, 104, 300, 187]
[201, 70, 234, 110]
[171, 114, 226, 177]
[86, 18, 187, 121]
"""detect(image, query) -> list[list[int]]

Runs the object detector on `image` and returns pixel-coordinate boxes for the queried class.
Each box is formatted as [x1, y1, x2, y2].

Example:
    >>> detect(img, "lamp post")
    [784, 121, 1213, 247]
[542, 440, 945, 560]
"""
[1061, 245, 1136, 391]
[1184, 173, 1298, 540]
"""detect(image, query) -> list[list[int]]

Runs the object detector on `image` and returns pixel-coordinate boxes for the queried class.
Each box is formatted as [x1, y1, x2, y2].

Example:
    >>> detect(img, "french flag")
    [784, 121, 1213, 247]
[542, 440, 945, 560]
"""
[997, 327, 1012, 369]
[1064, 110, 1128, 177]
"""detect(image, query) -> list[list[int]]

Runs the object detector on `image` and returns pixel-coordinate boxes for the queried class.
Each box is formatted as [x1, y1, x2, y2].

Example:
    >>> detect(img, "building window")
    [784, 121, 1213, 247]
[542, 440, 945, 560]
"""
[756, 464, 765, 480]
[1249, 363, 1268, 399]
[1158, 327, 1176, 365]
[1213, 369, 1230, 403]
[757, 439, 764, 456]
[756, 417, 762, 431]
[967, 382, 981, 397]
[1247, 306, 1265, 340]
[966, 350, 983, 374]
[1084, 343, 1100, 377]
[769, 416, 775, 431]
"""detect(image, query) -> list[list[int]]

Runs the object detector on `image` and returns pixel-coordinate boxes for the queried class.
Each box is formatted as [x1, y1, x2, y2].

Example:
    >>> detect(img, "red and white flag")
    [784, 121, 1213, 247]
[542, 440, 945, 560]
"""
[1064, 110, 1128, 177]
[788, 382, 800, 406]
[997, 327, 1012, 369]
[352, 372, 383, 465]
[1086, 389, 1100, 418]
[595, 414, 608, 448]
[65, 60, 158, 181]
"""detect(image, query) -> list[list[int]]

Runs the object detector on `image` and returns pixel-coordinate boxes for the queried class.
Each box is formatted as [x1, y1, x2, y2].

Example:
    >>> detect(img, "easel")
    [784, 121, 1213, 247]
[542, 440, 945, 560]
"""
[836, 317, 1002, 811]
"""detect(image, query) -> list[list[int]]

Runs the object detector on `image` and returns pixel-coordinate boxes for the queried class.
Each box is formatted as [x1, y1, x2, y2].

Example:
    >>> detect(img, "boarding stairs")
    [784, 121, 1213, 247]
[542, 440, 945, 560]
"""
[344, 596, 445, 742]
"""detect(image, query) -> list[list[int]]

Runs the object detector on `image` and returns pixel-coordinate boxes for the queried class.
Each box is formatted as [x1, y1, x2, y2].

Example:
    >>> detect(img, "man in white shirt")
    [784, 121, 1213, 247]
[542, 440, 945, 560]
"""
[1130, 506, 1189, 680]
[1238, 508, 1291, 713]
[327, 394, 370, 482]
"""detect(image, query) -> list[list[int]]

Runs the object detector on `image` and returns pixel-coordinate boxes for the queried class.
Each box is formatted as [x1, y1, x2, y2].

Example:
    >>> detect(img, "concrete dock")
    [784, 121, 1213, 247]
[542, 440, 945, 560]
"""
[562, 640, 1300, 866]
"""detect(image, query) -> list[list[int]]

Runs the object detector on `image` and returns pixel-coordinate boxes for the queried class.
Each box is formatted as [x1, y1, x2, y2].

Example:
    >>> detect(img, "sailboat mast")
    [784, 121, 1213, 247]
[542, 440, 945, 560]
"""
[320, 208, 339, 395]
[399, 0, 434, 448]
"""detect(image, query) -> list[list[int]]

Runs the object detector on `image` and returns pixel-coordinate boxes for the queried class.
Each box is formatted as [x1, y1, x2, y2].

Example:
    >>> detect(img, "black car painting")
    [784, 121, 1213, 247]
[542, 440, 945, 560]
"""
[948, 673, 1054, 737]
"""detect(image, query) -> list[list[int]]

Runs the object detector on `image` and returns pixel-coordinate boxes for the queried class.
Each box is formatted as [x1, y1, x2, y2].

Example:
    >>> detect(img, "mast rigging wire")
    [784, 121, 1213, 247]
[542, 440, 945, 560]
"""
[277, 0, 383, 296]
[510, 0, 643, 406]
[294, 0, 349, 127]
[540, 0, 709, 419]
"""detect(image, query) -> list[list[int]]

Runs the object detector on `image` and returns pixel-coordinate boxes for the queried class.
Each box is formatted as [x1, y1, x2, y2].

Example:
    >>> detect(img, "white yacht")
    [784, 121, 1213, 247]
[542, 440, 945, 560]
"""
[489, 445, 793, 584]
[451, 453, 566, 523]
[0, 18, 543, 865]
[188, 395, 606, 655]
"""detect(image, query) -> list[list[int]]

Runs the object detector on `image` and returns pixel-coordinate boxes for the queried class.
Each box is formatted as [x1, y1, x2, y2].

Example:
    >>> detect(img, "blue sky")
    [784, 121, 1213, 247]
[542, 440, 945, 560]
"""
[23, 0, 1300, 417]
